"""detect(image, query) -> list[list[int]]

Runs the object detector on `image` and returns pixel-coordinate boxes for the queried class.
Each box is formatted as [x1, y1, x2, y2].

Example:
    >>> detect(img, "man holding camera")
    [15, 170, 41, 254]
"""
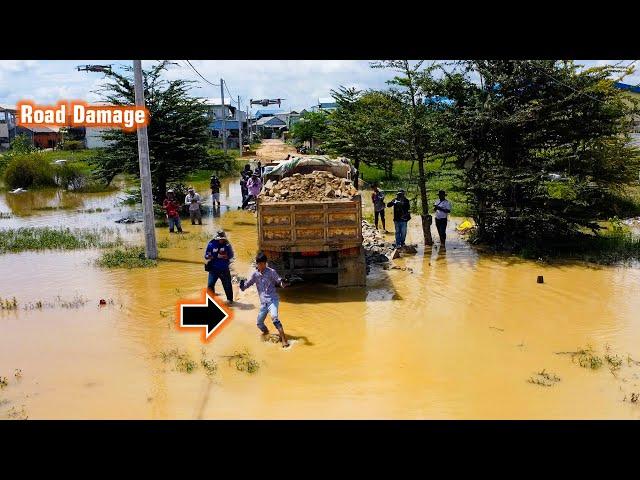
[204, 230, 234, 304]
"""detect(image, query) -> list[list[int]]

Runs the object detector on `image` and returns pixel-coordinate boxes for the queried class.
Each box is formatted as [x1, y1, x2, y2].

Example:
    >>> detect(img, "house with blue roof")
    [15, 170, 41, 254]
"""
[205, 98, 247, 148]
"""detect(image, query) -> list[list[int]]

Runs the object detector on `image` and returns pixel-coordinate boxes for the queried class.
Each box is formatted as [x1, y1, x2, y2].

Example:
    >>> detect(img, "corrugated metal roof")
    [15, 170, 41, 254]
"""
[0, 104, 17, 112]
[211, 120, 240, 130]
[17, 125, 60, 133]
[614, 82, 640, 94]
[253, 109, 287, 118]
[318, 97, 334, 105]
[205, 98, 232, 106]
[254, 116, 287, 126]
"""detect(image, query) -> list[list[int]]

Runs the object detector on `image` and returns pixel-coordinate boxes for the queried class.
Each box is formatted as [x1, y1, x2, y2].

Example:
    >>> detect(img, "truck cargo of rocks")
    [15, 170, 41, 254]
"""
[256, 163, 366, 287]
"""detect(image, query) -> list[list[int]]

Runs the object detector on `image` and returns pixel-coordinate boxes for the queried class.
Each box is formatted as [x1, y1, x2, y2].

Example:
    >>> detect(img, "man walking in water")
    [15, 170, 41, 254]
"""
[371, 183, 387, 232]
[242, 172, 262, 209]
[210, 175, 221, 208]
[433, 190, 452, 249]
[240, 164, 251, 208]
[387, 190, 411, 247]
[240, 252, 290, 348]
[204, 230, 234, 304]
[162, 189, 182, 233]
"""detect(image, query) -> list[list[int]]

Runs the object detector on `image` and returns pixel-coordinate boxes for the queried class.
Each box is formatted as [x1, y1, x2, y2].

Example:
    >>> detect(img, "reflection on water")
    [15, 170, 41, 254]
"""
[1, 176, 640, 419]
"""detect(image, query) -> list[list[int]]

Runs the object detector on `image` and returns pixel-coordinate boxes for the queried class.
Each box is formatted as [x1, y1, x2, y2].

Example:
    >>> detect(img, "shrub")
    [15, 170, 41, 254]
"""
[3, 153, 56, 189]
[53, 163, 84, 190]
[61, 140, 84, 151]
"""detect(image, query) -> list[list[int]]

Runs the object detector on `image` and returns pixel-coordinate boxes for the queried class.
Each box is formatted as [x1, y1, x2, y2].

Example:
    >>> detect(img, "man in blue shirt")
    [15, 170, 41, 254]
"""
[240, 252, 290, 347]
[204, 230, 234, 304]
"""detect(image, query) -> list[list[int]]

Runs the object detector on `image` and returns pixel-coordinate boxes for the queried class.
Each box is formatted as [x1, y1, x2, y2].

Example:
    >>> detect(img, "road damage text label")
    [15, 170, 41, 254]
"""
[16, 101, 149, 132]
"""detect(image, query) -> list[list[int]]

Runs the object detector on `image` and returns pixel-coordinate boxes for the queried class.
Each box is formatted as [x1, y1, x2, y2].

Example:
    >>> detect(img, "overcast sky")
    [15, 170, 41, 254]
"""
[0, 60, 637, 113]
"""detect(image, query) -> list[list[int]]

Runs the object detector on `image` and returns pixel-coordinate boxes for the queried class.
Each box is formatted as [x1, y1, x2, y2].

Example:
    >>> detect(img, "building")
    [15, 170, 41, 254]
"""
[614, 82, 640, 146]
[0, 105, 17, 150]
[205, 98, 247, 149]
[16, 125, 62, 149]
[310, 98, 338, 113]
[249, 109, 301, 139]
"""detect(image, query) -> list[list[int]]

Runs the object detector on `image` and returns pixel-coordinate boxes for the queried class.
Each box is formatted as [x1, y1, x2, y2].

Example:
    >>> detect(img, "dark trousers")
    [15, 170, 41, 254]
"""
[242, 194, 255, 209]
[208, 267, 233, 301]
[241, 187, 248, 205]
[374, 209, 385, 229]
[435, 218, 447, 243]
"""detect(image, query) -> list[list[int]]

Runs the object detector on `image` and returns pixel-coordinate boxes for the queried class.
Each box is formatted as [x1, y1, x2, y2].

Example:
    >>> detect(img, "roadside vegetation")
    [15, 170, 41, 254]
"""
[96, 246, 157, 269]
[0, 227, 122, 254]
[288, 60, 640, 261]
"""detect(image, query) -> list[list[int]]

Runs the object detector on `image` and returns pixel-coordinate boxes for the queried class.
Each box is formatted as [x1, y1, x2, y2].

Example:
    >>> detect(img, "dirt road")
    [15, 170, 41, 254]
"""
[254, 139, 297, 162]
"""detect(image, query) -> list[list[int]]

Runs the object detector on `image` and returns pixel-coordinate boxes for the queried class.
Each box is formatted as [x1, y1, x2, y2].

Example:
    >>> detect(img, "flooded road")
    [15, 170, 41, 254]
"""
[2, 175, 640, 419]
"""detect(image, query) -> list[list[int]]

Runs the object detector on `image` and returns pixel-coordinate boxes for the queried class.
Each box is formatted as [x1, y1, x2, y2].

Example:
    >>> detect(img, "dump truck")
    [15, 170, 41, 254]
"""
[256, 157, 366, 287]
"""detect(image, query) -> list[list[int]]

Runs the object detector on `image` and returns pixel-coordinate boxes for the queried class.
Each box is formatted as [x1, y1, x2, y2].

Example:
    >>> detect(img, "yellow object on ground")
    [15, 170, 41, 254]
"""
[457, 220, 473, 231]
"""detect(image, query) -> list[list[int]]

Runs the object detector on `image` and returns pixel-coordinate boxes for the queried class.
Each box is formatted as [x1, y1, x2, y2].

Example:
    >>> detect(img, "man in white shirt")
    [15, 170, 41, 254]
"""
[185, 187, 202, 225]
[433, 190, 452, 248]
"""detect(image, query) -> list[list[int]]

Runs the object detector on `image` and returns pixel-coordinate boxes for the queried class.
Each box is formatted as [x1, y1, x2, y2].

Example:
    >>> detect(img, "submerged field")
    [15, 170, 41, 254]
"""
[1, 172, 640, 419]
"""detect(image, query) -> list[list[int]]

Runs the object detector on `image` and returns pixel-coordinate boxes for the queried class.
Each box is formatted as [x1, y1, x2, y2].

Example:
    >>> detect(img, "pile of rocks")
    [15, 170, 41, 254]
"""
[362, 220, 395, 265]
[260, 171, 358, 202]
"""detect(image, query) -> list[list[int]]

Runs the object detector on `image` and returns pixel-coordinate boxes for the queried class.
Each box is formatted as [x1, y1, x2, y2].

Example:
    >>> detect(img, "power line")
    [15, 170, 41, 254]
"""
[527, 60, 603, 102]
[184, 60, 220, 87]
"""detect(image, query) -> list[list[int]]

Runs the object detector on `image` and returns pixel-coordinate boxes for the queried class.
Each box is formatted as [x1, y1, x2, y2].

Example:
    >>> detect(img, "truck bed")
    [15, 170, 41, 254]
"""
[257, 196, 363, 252]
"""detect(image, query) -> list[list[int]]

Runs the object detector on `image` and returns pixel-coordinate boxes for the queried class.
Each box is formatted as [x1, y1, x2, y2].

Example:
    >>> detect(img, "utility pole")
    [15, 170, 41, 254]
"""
[220, 78, 227, 154]
[133, 60, 158, 260]
[238, 95, 243, 155]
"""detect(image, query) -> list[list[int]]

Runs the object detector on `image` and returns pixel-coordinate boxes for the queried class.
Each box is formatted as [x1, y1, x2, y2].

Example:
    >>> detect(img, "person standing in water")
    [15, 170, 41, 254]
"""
[243, 172, 262, 209]
[162, 190, 182, 233]
[185, 187, 202, 225]
[387, 190, 411, 247]
[433, 190, 452, 249]
[210, 175, 221, 208]
[204, 230, 234, 304]
[240, 252, 290, 347]
[371, 184, 387, 232]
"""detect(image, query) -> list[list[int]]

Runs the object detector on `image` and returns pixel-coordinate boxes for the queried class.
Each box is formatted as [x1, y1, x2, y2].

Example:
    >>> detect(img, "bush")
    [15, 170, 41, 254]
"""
[53, 163, 84, 189]
[61, 140, 85, 151]
[9, 134, 35, 154]
[3, 153, 56, 189]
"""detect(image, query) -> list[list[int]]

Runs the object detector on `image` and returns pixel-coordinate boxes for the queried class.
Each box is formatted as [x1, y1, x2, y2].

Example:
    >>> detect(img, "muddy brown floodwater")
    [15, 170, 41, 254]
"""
[1, 175, 640, 419]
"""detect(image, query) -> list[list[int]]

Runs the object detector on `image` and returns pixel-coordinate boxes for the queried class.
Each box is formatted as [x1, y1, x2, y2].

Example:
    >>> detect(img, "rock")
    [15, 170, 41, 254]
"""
[259, 171, 359, 203]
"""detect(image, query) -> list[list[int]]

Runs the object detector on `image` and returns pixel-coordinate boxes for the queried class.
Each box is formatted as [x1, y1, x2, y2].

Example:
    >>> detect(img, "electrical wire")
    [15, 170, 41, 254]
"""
[184, 60, 220, 87]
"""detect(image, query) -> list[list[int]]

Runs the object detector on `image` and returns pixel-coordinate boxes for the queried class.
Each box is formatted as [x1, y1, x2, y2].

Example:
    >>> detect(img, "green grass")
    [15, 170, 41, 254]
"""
[96, 246, 157, 269]
[0, 227, 123, 254]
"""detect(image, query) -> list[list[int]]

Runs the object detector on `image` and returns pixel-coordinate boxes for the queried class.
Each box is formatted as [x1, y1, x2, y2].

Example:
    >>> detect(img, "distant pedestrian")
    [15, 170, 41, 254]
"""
[205, 230, 234, 304]
[371, 184, 387, 232]
[210, 175, 221, 207]
[240, 165, 251, 206]
[433, 190, 452, 248]
[162, 190, 182, 233]
[239, 252, 290, 347]
[185, 187, 202, 225]
[387, 190, 411, 247]
[242, 172, 262, 209]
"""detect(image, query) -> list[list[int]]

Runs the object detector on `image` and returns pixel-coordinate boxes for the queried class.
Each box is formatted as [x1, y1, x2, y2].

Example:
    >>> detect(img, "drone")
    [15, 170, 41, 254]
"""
[250, 98, 285, 108]
[77, 65, 113, 73]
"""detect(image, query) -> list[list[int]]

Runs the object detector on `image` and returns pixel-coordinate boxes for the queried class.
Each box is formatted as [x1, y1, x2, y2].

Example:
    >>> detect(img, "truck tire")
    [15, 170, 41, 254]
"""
[337, 247, 366, 287]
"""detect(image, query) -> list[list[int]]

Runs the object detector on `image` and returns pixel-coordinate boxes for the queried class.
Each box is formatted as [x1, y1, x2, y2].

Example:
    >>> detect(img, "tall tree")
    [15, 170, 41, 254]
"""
[442, 60, 640, 251]
[323, 87, 403, 185]
[290, 110, 328, 149]
[92, 61, 211, 202]
[372, 61, 455, 246]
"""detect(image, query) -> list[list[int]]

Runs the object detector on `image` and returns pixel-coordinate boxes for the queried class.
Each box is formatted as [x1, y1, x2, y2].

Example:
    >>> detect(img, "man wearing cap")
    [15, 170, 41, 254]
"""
[433, 190, 452, 249]
[387, 190, 411, 247]
[204, 230, 234, 303]
[162, 190, 182, 233]
[210, 175, 221, 208]
[185, 187, 202, 225]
